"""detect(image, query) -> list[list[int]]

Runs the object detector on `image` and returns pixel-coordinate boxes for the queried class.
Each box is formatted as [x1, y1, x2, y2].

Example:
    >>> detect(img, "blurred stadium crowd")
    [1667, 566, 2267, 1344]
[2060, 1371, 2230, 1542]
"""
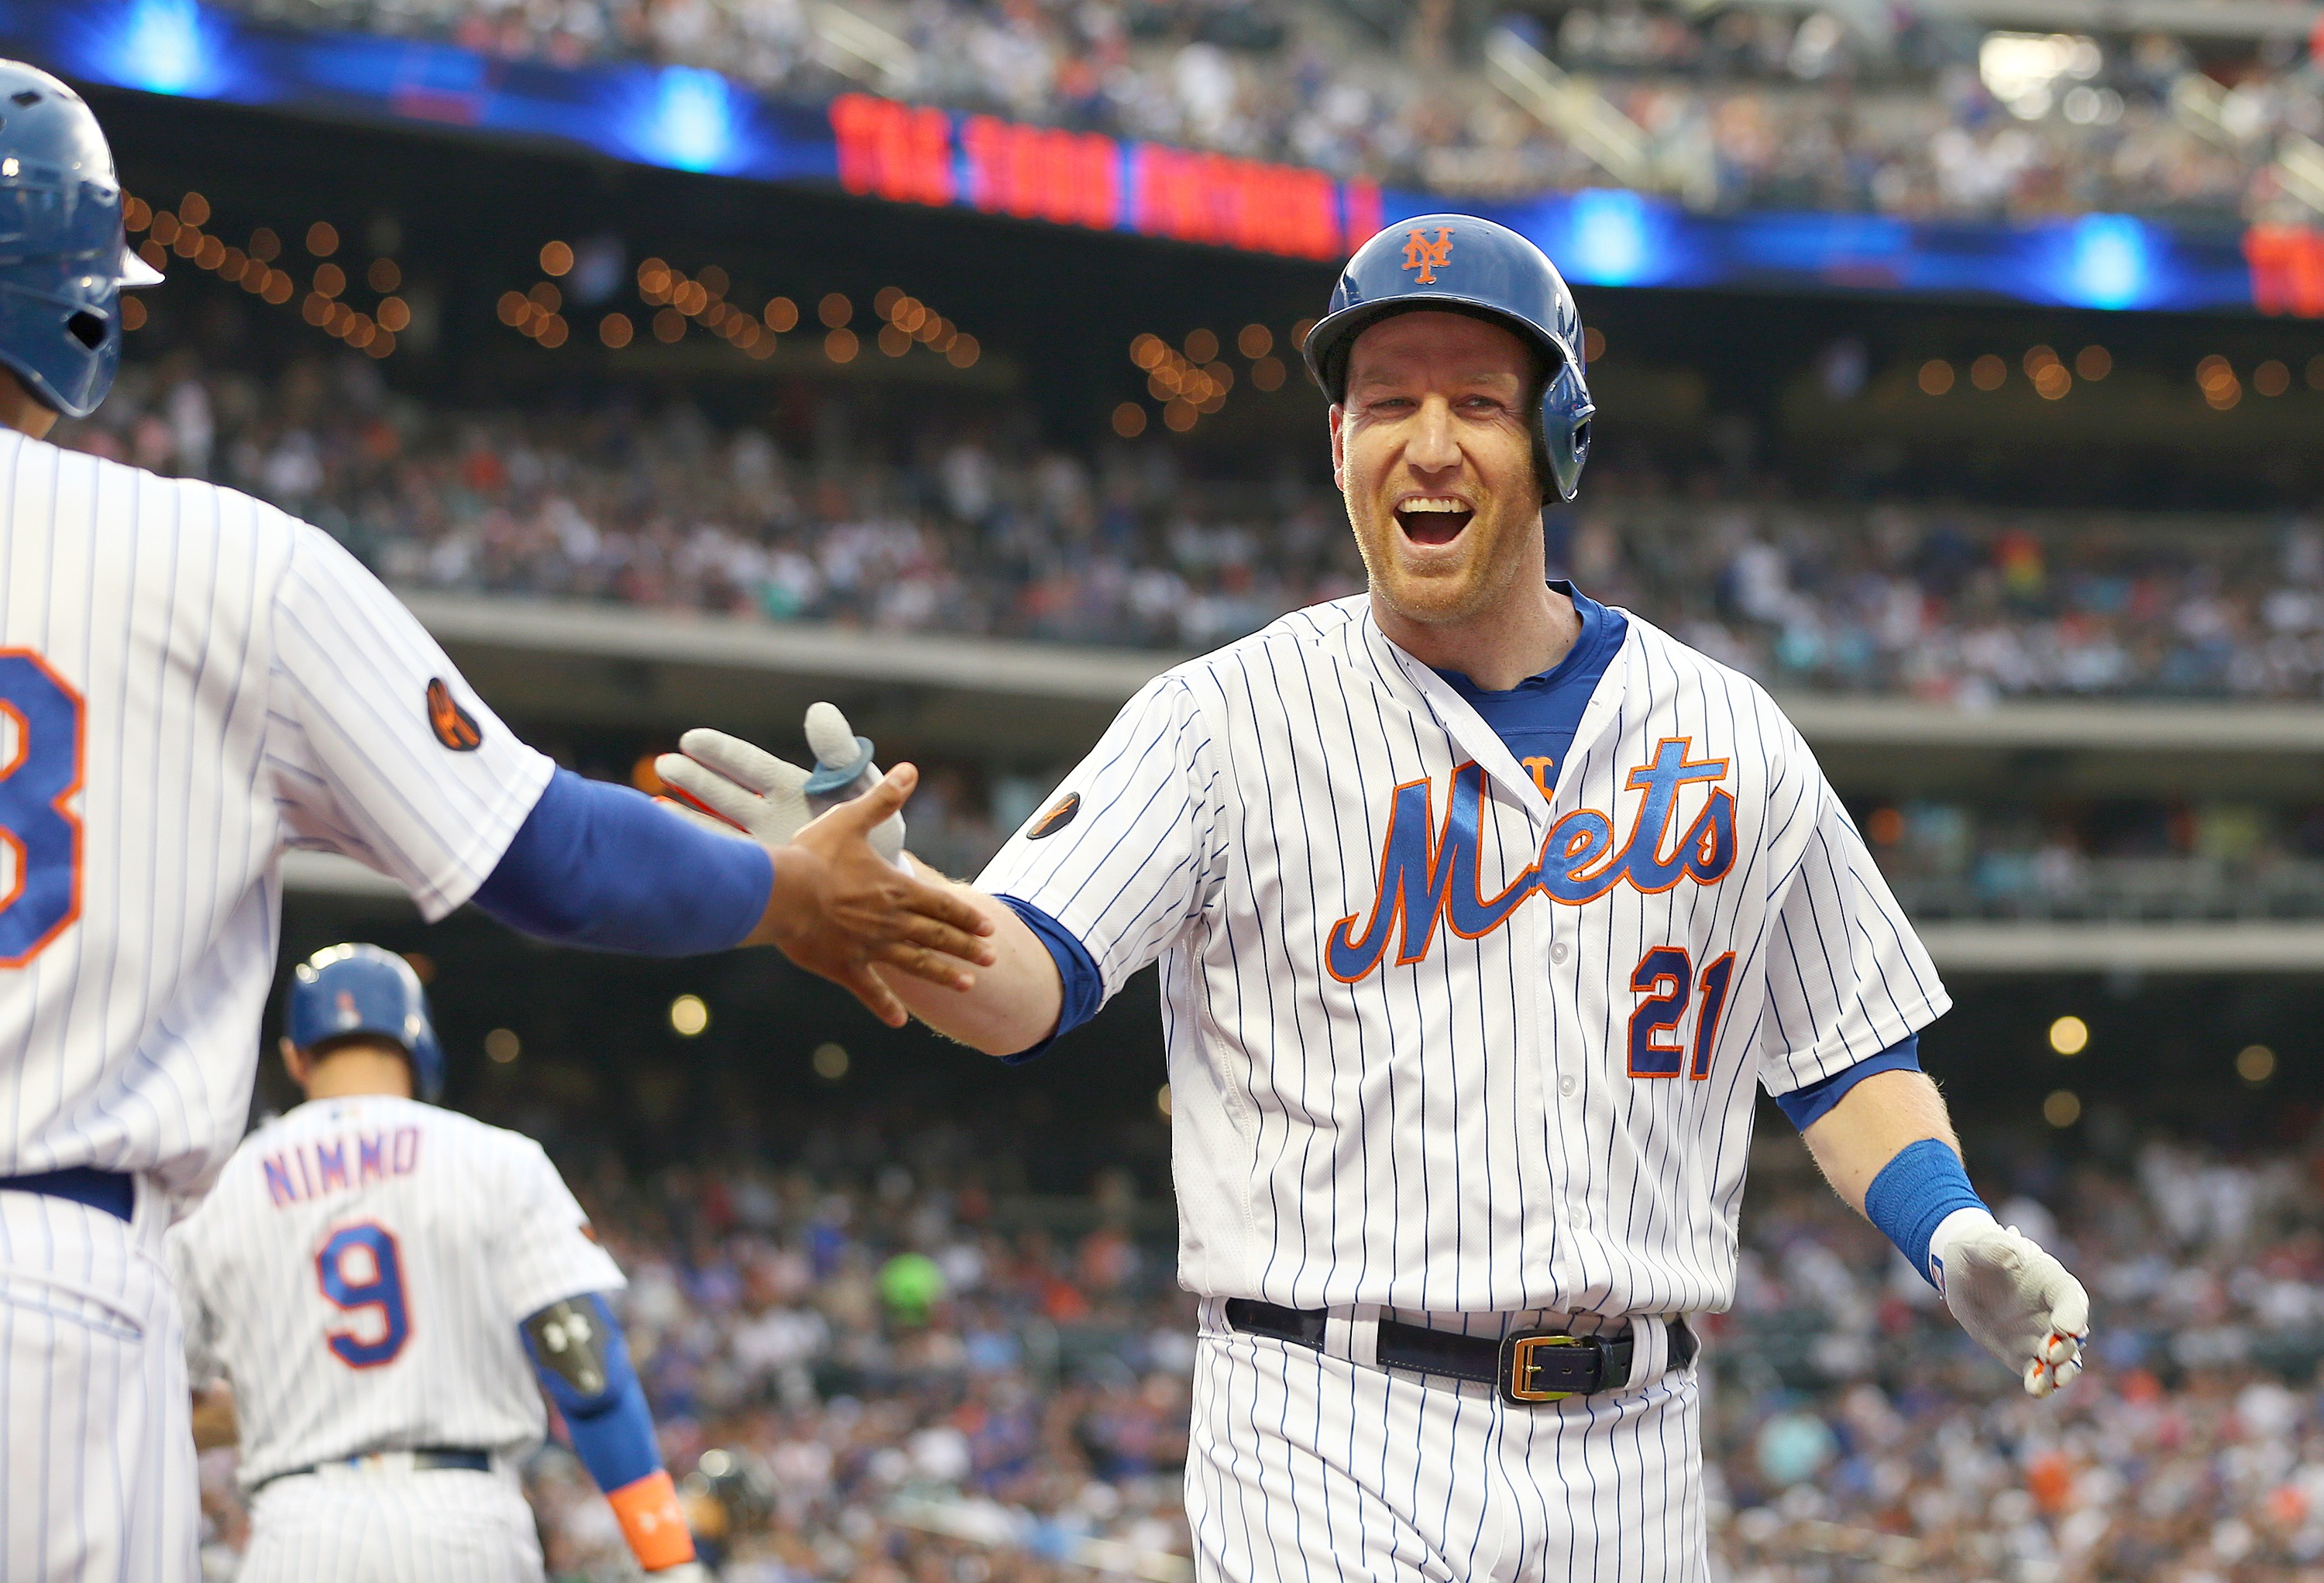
[62, 355, 2324, 703]
[186, 1108, 2324, 1582]
[211, 0, 2324, 221]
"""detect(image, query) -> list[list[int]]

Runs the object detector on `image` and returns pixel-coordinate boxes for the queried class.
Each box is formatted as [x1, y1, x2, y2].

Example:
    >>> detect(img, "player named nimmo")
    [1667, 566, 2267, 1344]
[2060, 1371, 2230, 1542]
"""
[665, 215, 2089, 1581]
[170, 946, 709, 1581]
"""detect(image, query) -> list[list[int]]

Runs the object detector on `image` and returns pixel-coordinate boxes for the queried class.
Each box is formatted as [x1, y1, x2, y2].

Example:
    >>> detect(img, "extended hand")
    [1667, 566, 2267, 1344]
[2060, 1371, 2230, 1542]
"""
[1931, 1210, 2089, 1397]
[755, 764, 993, 1025]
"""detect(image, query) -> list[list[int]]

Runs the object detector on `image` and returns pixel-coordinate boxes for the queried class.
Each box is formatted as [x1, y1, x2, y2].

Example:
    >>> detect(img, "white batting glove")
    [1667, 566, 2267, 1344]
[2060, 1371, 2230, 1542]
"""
[1929, 1207, 2089, 1398]
[655, 707, 907, 864]
[646, 1564, 714, 1582]
[656, 729, 813, 842]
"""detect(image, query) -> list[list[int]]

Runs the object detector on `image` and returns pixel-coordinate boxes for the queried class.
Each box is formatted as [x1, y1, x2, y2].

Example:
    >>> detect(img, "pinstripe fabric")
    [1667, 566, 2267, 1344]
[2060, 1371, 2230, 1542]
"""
[0, 428, 552, 1198]
[1186, 1312, 1704, 1583]
[0, 425, 555, 1574]
[238, 1467, 544, 1583]
[167, 1096, 623, 1490]
[979, 592, 1946, 1320]
[0, 1187, 196, 1583]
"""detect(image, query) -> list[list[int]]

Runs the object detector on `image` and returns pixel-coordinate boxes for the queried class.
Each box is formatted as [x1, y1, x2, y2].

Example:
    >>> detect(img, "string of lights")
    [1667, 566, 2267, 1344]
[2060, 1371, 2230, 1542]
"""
[1115, 318, 1305, 437]
[1912, 345, 2323, 409]
[125, 192, 407, 359]
[497, 241, 983, 377]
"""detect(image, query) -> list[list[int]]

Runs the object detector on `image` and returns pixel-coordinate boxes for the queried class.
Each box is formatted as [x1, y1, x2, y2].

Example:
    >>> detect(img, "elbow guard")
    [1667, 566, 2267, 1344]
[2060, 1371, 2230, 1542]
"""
[521, 1294, 696, 1571]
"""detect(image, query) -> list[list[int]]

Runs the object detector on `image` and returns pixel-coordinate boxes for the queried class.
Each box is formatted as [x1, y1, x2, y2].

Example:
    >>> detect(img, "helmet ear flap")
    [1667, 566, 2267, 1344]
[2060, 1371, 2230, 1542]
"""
[1538, 360, 1595, 503]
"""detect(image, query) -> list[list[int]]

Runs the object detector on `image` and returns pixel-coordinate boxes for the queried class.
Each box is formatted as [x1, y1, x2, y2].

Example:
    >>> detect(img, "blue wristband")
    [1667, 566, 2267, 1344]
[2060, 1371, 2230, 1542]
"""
[1862, 1138, 1987, 1289]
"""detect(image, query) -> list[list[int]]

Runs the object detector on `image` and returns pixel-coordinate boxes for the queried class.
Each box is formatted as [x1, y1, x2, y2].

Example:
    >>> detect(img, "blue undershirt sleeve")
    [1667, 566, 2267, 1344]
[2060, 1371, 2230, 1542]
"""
[1772, 1035, 1922, 1131]
[471, 768, 772, 956]
[519, 1293, 662, 1495]
[995, 896, 1105, 1065]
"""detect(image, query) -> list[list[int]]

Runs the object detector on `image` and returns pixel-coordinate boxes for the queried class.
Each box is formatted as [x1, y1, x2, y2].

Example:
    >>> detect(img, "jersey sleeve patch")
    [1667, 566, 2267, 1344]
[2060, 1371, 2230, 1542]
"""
[1027, 792, 1080, 839]
[425, 678, 483, 751]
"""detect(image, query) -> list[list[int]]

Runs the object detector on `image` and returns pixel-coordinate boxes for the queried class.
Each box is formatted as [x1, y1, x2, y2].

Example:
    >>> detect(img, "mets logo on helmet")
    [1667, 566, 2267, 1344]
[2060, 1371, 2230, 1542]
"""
[1402, 228, 1454, 284]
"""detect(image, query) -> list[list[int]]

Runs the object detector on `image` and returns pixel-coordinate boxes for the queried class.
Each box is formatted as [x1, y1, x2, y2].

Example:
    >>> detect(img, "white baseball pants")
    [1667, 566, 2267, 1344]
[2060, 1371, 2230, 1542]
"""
[1187, 1303, 1707, 1583]
[0, 1186, 198, 1583]
[239, 1462, 544, 1583]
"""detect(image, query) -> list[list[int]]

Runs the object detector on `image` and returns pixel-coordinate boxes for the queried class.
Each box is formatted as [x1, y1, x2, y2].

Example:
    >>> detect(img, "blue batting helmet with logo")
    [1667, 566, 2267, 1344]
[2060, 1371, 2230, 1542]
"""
[287, 943, 446, 1104]
[0, 60, 163, 421]
[1301, 213, 1594, 503]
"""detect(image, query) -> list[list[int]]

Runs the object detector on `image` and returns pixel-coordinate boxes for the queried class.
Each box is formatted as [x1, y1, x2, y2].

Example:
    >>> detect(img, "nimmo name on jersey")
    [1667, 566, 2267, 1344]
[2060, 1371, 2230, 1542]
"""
[260, 1125, 423, 1209]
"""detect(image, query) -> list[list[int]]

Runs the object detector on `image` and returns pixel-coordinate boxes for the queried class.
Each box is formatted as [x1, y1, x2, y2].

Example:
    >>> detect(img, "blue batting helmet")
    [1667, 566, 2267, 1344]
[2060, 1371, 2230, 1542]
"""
[0, 61, 163, 421]
[287, 944, 446, 1104]
[1301, 214, 1594, 503]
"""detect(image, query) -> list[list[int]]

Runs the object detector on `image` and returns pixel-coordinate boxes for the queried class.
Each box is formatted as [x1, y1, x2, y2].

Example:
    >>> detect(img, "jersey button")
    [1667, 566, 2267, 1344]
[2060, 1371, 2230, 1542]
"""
[1549, 941, 1570, 966]
[1568, 1204, 1589, 1228]
[1559, 1075, 1576, 1097]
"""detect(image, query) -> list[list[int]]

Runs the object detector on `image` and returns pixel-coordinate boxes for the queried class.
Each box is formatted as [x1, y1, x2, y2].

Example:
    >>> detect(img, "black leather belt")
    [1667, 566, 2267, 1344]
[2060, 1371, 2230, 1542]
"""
[256, 1447, 491, 1492]
[1225, 1299, 1697, 1406]
[0, 1167, 134, 1222]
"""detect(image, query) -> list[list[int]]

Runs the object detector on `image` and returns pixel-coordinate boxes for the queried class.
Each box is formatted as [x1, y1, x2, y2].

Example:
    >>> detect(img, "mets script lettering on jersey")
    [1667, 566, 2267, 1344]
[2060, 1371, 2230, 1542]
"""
[1326, 738, 1735, 982]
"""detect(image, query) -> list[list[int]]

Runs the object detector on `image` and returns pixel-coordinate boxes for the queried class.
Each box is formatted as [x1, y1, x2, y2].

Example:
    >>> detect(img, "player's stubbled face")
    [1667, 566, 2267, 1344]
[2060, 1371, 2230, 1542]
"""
[1332, 311, 1541, 627]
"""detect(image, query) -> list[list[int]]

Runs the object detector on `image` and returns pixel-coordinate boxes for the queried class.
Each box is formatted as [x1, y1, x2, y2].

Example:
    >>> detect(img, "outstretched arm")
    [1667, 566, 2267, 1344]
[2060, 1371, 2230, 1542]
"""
[521, 1294, 703, 1579]
[471, 764, 995, 1027]
[873, 862, 1066, 1055]
[1802, 1070, 2089, 1397]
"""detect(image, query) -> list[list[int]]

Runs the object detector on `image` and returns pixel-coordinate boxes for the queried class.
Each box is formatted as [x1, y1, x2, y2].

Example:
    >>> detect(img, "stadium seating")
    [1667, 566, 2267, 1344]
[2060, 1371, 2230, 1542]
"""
[62, 354, 2323, 700]
[202, 0, 2324, 222]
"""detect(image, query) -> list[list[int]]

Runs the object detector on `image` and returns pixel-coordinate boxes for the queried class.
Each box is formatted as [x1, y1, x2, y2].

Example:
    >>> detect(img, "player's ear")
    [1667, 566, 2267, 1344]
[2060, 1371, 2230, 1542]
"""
[1329, 403, 1348, 492]
[279, 1036, 308, 1089]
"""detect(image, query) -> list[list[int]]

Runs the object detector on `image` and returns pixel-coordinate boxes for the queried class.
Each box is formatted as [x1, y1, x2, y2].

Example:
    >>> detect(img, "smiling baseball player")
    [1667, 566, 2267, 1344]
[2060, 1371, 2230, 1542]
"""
[169, 945, 702, 1582]
[0, 64, 989, 1583]
[662, 215, 2089, 1581]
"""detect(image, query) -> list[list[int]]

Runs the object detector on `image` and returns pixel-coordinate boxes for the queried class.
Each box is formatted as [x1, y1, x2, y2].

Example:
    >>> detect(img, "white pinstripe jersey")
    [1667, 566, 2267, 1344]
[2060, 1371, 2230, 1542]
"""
[0, 430, 552, 1198]
[167, 1095, 623, 1486]
[980, 593, 1948, 1320]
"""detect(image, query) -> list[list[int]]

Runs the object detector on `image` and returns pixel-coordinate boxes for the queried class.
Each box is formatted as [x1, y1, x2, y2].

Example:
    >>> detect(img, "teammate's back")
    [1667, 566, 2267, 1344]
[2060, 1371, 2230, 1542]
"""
[170, 1094, 620, 1485]
[0, 428, 553, 1199]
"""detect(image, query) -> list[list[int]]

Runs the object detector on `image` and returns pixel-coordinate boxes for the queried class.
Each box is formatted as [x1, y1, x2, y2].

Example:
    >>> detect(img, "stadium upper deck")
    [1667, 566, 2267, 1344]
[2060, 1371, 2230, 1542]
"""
[19, 0, 2324, 315]
[192, 0, 2324, 224]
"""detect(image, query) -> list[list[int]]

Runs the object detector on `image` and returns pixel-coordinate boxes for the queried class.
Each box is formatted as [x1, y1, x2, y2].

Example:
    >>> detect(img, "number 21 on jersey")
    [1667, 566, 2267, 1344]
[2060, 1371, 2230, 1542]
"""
[0, 649, 84, 966]
[318, 1222, 411, 1367]
[1627, 948, 1735, 1080]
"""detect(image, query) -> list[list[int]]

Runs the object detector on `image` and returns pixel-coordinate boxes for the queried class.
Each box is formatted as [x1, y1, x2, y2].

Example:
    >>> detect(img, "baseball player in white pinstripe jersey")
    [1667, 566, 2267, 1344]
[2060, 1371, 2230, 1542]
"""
[661, 215, 2090, 1581]
[0, 65, 992, 1581]
[170, 945, 703, 1582]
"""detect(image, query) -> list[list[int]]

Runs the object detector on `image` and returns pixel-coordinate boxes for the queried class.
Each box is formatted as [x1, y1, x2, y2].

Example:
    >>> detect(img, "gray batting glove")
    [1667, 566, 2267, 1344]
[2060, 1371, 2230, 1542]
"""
[656, 730, 812, 843]
[655, 708, 907, 865]
[1929, 1207, 2089, 1397]
[646, 1564, 714, 1581]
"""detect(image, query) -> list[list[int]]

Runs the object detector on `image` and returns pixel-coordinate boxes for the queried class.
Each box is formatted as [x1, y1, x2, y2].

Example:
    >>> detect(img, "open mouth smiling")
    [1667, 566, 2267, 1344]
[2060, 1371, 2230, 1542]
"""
[1394, 496, 1476, 546]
